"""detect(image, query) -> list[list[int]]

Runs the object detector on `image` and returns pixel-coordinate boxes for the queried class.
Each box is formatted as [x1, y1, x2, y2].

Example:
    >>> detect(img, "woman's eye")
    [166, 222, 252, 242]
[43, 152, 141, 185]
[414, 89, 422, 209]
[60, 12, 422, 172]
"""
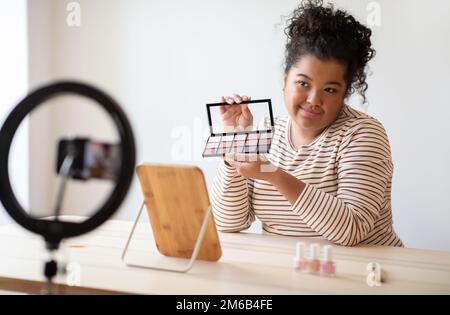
[325, 87, 336, 94]
[297, 81, 309, 88]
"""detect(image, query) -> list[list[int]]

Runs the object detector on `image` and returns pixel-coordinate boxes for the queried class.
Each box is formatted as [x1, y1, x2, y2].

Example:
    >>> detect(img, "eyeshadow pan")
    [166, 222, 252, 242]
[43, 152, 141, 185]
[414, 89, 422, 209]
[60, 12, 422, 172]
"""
[259, 133, 272, 139]
[203, 147, 218, 156]
[246, 139, 258, 146]
[229, 146, 243, 154]
[257, 144, 269, 153]
[209, 136, 222, 142]
[222, 135, 234, 141]
[216, 147, 230, 155]
[258, 139, 271, 146]
[232, 140, 245, 147]
[244, 145, 258, 153]
[219, 141, 233, 149]
[235, 134, 247, 141]
[207, 142, 220, 149]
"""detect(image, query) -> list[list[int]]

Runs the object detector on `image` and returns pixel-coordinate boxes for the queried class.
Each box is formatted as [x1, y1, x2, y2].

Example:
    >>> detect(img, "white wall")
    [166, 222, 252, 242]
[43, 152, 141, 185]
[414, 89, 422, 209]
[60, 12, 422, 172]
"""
[27, 0, 450, 251]
[28, 0, 55, 218]
[0, 0, 28, 224]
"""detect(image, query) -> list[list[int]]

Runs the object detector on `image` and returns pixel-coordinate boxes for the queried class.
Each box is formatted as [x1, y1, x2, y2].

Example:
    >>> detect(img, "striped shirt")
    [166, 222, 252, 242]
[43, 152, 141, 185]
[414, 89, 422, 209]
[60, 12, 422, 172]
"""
[210, 104, 403, 247]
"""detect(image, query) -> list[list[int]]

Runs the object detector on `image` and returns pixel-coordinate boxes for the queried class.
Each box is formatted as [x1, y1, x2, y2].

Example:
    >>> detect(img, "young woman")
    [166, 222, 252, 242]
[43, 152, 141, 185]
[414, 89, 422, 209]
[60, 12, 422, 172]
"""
[210, 0, 403, 247]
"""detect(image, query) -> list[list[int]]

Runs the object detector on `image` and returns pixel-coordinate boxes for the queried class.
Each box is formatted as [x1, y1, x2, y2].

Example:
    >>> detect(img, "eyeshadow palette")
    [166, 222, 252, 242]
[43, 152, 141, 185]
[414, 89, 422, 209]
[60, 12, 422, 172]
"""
[203, 132, 272, 157]
[202, 99, 275, 158]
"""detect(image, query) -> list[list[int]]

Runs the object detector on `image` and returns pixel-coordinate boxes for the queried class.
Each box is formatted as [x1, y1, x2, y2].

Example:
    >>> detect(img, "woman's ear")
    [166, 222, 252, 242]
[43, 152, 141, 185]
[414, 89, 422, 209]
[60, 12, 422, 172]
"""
[282, 74, 287, 91]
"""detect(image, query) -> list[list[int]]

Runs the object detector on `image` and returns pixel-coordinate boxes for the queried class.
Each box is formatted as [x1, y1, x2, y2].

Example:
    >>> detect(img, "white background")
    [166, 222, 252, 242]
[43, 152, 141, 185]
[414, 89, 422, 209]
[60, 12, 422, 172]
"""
[0, 0, 28, 225]
[2, 0, 450, 251]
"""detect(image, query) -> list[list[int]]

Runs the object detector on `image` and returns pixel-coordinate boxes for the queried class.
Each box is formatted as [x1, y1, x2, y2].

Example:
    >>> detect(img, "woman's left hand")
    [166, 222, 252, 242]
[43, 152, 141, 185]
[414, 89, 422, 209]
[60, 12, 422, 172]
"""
[226, 153, 306, 204]
[224, 154, 278, 182]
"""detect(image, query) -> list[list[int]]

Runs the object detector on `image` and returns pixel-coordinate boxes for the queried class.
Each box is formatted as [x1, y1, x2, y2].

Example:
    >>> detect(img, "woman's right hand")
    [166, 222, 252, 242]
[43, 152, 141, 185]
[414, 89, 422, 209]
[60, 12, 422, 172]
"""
[220, 94, 253, 133]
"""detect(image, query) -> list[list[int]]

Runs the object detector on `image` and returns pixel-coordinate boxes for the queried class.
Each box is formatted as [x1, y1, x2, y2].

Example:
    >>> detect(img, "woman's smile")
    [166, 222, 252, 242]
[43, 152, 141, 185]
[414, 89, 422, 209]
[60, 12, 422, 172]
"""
[299, 106, 322, 118]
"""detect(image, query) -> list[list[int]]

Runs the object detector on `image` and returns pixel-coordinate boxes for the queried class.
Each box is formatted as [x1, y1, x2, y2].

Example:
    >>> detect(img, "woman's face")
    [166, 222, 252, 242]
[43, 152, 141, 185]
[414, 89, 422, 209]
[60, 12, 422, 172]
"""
[283, 54, 348, 137]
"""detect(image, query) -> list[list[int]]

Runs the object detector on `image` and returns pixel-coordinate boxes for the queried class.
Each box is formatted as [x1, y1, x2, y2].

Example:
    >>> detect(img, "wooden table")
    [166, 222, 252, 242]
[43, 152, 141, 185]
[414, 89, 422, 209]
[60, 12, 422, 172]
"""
[0, 218, 449, 294]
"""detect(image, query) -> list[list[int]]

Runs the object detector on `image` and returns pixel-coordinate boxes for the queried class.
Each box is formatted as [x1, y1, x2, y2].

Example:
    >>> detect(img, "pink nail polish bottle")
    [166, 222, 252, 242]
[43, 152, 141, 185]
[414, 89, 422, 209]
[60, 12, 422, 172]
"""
[320, 245, 336, 277]
[293, 242, 308, 272]
[308, 244, 321, 274]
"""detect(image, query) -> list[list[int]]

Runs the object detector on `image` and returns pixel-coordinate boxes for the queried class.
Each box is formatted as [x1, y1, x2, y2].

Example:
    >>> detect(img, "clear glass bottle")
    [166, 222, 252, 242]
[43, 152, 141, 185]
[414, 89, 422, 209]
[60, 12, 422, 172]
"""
[293, 242, 308, 272]
[308, 243, 320, 274]
[320, 245, 336, 277]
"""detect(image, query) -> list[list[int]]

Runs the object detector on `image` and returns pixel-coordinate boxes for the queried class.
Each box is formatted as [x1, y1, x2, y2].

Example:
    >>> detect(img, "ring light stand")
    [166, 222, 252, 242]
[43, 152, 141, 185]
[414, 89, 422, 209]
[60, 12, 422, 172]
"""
[0, 81, 136, 294]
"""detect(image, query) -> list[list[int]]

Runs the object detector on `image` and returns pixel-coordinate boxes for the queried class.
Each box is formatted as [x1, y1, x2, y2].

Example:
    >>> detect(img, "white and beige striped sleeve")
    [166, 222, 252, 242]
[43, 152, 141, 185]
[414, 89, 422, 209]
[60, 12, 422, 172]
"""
[210, 160, 255, 232]
[292, 118, 393, 246]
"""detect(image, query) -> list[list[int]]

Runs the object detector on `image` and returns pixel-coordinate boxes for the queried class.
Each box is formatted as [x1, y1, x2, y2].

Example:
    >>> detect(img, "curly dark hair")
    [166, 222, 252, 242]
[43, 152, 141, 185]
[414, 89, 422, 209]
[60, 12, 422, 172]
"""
[284, 0, 375, 103]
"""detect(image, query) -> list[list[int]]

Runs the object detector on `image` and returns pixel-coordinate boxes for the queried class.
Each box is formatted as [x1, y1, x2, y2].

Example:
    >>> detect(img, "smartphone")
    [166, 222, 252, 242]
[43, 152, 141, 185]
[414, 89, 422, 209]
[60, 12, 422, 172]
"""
[56, 138, 121, 181]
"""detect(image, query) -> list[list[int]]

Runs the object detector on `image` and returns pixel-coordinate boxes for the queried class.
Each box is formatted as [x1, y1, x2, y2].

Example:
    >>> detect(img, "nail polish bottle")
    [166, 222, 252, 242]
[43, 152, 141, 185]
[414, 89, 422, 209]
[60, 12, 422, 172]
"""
[293, 242, 308, 272]
[320, 245, 336, 277]
[308, 243, 320, 274]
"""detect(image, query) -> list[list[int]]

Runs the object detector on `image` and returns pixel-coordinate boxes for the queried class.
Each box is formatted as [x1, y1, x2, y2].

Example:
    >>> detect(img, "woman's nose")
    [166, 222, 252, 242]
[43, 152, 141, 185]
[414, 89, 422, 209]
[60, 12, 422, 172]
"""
[306, 90, 323, 108]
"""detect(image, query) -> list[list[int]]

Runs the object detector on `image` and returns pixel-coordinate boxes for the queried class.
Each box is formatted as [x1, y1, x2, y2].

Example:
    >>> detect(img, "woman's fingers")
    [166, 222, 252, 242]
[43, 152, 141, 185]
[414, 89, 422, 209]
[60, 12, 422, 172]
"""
[221, 108, 235, 120]
[224, 94, 252, 116]
[241, 103, 251, 114]
[220, 96, 235, 115]
[226, 153, 261, 163]
[231, 93, 242, 103]
[224, 155, 239, 168]
[225, 97, 235, 104]
[235, 153, 260, 163]
[232, 95, 251, 116]
[220, 96, 227, 114]
[223, 94, 251, 105]
[220, 94, 252, 131]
